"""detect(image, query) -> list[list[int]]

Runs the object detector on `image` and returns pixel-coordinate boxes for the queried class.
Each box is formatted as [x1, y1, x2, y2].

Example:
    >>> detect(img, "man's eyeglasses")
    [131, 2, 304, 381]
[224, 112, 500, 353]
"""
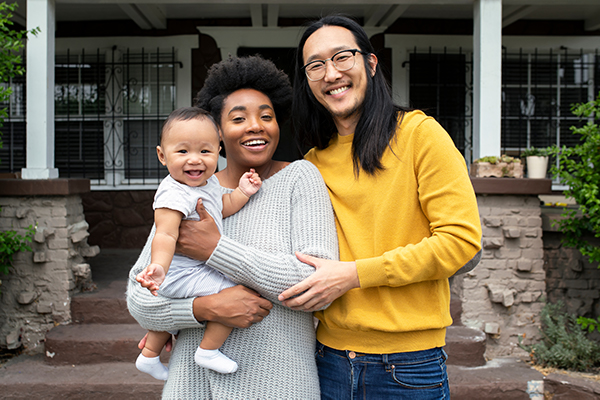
[302, 49, 369, 82]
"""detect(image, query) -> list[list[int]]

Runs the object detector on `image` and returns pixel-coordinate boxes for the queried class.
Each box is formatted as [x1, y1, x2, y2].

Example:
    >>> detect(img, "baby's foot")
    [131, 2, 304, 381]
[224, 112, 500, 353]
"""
[136, 353, 169, 380]
[194, 347, 238, 374]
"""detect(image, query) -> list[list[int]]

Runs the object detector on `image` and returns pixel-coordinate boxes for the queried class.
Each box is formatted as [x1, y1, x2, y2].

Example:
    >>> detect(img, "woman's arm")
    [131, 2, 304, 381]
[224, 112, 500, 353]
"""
[177, 161, 339, 304]
[126, 227, 272, 332]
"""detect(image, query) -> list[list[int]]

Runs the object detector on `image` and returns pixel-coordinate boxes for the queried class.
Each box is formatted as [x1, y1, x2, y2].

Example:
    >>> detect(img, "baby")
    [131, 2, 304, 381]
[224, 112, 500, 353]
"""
[135, 107, 261, 380]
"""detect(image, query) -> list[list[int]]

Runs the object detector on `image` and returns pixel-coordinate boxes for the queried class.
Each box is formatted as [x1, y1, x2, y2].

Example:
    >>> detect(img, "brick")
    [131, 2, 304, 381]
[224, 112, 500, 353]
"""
[36, 301, 53, 314]
[48, 238, 69, 250]
[483, 217, 503, 227]
[483, 237, 504, 249]
[71, 230, 89, 243]
[517, 260, 533, 272]
[503, 227, 522, 239]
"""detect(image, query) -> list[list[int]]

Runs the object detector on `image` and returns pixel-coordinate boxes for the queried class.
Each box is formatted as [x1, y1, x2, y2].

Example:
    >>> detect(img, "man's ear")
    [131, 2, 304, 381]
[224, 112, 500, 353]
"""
[367, 53, 378, 77]
[156, 146, 167, 166]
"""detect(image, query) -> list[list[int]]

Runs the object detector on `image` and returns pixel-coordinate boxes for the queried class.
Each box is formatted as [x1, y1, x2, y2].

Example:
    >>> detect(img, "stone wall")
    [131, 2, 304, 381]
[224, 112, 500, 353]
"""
[459, 195, 547, 359]
[543, 223, 600, 319]
[0, 183, 98, 354]
[81, 190, 154, 249]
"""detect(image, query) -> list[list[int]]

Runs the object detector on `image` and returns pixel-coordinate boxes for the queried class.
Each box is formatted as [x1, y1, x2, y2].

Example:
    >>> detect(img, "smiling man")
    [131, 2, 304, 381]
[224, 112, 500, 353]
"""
[281, 14, 483, 399]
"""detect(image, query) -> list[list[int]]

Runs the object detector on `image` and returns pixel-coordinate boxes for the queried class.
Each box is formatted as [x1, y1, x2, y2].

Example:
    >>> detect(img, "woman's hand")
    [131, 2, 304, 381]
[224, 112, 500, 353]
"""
[194, 285, 273, 328]
[176, 199, 221, 261]
[278, 252, 360, 312]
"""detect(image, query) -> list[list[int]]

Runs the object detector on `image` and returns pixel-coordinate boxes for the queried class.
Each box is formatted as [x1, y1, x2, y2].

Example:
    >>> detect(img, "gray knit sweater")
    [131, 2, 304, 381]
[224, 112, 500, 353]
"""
[127, 160, 338, 399]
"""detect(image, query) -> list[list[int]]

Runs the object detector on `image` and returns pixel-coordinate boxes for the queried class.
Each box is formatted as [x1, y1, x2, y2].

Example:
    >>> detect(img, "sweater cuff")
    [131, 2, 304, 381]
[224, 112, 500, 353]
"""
[356, 257, 388, 288]
[170, 296, 206, 328]
[206, 235, 243, 278]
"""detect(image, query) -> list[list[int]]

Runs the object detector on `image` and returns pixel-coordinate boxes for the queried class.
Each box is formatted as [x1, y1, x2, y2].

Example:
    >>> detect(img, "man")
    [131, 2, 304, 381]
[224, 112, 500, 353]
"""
[279, 14, 483, 399]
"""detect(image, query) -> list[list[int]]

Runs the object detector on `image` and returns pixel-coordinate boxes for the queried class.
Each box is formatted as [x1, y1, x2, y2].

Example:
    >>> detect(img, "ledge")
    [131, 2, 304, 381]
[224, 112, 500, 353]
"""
[471, 177, 552, 195]
[0, 179, 91, 196]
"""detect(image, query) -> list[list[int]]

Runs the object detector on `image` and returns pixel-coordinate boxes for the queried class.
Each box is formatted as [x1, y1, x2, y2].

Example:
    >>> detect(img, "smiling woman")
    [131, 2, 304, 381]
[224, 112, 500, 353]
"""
[126, 55, 338, 399]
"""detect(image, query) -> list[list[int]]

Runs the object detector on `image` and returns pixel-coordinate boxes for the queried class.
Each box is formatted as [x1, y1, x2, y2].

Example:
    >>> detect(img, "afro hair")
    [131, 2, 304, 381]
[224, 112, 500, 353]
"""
[194, 55, 292, 126]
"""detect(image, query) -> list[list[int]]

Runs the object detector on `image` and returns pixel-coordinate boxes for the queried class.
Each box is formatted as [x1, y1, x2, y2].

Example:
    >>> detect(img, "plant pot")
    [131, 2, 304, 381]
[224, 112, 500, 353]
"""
[470, 162, 523, 178]
[526, 156, 548, 179]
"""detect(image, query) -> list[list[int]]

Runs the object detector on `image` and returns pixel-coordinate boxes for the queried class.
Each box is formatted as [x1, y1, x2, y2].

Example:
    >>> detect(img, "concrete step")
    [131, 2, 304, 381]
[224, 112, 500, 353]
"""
[445, 325, 487, 367]
[72, 280, 136, 324]
[45, 323, 169, 365]
[448, 358, 544, 399]
[0, 354, 163, 400]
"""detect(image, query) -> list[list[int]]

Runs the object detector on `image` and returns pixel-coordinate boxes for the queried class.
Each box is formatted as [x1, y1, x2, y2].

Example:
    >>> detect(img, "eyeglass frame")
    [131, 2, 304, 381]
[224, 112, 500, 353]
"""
[301, 48, 370, 82]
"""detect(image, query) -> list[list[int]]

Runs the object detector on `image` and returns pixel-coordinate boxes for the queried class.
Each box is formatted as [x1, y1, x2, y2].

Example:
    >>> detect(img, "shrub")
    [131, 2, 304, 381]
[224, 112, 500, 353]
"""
[548, 92, 600, 264]
[520, 302, 600, 372]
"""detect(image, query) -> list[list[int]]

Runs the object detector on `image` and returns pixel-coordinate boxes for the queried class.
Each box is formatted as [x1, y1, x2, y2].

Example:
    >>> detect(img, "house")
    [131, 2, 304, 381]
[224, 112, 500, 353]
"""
[0, 0, 599, 358]
[0, 0, 598, 184]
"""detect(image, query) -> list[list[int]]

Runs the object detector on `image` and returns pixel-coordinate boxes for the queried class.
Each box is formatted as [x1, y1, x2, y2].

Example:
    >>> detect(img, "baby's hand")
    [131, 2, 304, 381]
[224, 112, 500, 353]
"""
[239, 168, 262, 197]
[136, 263, 166, 296]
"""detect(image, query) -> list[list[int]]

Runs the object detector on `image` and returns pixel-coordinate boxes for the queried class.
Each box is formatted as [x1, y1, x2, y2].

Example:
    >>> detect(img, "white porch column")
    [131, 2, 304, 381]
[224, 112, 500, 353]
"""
[22, 0, 58, 179]
[473, 0, 502, 160]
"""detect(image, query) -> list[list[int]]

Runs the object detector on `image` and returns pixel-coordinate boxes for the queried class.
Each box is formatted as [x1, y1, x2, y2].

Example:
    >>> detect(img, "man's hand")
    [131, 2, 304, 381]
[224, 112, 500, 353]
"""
[136, 263, 166, 296]
[176, 199, 220, 261]
[195, 285, 273, 328]
[278, 252, 360, 312]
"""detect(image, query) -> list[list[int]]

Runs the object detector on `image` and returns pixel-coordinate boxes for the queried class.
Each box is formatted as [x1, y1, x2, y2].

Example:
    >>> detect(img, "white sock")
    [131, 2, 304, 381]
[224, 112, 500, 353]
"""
[194, 347, 238, 374]
[136, 353, 169, 380]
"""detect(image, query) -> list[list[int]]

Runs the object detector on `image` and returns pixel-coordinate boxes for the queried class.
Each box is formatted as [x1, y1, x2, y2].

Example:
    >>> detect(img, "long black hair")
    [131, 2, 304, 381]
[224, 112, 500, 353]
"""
[292, 14, 409, 175]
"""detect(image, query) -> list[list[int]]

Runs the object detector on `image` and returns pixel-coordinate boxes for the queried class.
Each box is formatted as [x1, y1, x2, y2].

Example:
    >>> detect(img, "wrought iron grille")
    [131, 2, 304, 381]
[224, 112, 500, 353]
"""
[408, 48, 473, 162]
[501, 48, 599, 153]
[0, 73, 26, 173]
[0, 47, 178, 187]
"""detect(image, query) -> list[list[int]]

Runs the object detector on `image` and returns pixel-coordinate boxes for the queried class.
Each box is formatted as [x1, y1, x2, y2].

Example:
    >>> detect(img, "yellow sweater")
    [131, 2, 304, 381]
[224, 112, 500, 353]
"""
[306, 110, 482, 354]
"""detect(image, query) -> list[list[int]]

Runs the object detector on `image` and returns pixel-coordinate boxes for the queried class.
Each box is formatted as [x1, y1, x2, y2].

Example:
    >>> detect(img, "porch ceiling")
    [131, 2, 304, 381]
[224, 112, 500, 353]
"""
[10, 0, 600, 32]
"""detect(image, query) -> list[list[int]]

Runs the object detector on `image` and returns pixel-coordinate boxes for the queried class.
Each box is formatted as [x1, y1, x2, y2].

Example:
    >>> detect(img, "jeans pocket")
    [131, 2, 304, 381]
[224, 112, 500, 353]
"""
[389, 356, 446, 389]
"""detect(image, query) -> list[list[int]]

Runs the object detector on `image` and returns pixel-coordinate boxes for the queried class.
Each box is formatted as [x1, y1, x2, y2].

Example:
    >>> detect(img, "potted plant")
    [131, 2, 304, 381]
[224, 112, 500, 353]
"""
[521, 147, 549, 179]
[470, 155, 523, 178]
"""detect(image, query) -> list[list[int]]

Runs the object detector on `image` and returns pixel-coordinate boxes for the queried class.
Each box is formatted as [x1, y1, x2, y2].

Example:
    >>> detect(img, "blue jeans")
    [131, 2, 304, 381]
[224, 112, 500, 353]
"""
[316, 343, 450, 400]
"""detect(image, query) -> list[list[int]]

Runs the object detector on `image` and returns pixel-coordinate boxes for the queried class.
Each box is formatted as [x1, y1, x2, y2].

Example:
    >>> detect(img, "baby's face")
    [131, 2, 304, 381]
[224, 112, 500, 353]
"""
[157, 118, 221, 187]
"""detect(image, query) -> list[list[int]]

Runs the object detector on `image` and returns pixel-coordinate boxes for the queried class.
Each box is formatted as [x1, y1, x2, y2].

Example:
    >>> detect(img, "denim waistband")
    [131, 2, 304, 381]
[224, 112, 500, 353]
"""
[316, 342, 447, 364]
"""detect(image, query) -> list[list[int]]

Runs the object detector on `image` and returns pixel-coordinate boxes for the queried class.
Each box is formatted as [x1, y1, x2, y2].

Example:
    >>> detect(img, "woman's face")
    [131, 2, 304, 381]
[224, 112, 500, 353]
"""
[219, 88, 280, 169]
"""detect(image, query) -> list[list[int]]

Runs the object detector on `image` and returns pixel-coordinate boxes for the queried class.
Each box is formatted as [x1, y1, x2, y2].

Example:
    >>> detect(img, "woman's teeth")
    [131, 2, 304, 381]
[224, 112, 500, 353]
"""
[243, 140, 266, 146]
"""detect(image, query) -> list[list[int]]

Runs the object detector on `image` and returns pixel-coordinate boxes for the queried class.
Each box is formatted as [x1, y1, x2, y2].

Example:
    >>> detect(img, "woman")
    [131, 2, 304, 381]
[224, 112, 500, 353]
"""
[126, 55, 338, 399]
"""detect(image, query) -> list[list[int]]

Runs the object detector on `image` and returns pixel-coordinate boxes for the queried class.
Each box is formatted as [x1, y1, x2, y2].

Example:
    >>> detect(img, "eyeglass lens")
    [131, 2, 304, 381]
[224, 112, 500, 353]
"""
[305, 50, 357, 81]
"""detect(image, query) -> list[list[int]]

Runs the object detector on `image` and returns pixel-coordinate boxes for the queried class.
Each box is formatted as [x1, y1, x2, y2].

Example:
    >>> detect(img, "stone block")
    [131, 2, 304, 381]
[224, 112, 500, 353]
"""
[36, 301, 53, 314]
[71, 230, 89, 243]
[68, 220, 89, 235]
[33, 252, 49, 263]
[503, 227, 522, 239]
[524, 229, 539, 238]
[16, 291, 38, 305]
[72, 263, 91, 279]
[80, 245, 100, 258]
[495, 248, 522, 259]
[483, 237, 504, 249]
[484, 322, 500, 335]
[6, 327, 21, 349]
[522, 248, 544, 259]
[48, 238, 69, 249]
[502, 289, 516, 307]
[483, 217, 503, 228]
[517, 260, 533, 272]
[16, 207, 35, 219]
[487, 284, 505, 303]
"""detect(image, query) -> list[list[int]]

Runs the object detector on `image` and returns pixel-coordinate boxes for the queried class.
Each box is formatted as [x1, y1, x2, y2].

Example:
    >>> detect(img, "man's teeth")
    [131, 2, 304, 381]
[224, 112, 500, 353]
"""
[244, 140, 266, 146]
[329, 86, 349, 95]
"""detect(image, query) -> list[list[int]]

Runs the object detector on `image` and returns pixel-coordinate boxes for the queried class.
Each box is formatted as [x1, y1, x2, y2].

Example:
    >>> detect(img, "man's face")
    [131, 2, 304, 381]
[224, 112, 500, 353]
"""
[302, 25, 377, 132]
